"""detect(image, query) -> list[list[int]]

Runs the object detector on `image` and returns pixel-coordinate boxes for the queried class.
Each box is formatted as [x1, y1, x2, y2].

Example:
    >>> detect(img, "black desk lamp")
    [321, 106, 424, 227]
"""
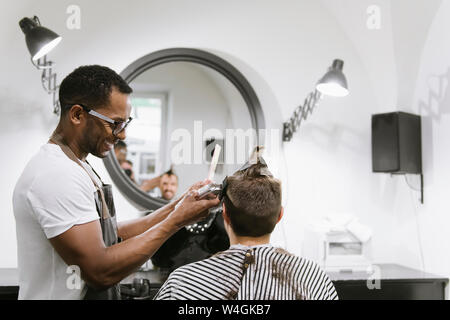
[19, 16, 62, 114]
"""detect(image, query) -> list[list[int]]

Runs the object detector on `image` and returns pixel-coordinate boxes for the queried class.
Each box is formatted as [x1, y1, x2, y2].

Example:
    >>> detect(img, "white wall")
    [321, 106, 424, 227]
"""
[1, 0, 449, 288]
[410, 0, 450, 277]
[315, 0, 449, 280]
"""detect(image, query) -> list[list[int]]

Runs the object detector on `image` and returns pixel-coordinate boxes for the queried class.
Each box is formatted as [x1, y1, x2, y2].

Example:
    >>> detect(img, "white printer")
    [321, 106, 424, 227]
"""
[302, 215, 373, 272]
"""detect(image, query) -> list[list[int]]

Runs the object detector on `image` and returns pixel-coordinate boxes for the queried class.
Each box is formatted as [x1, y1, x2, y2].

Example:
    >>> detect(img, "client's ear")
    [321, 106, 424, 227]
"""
[277, 207, 284, 223]
[222, 203, 230, 225]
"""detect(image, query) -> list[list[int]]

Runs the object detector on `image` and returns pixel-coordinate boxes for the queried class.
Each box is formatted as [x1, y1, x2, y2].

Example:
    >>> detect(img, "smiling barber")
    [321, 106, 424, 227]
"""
[12, 65, 219, 300]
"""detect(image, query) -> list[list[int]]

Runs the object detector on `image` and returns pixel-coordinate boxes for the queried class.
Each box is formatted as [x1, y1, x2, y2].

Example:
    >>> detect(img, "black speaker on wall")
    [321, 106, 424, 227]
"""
[371, 112, 422, 174]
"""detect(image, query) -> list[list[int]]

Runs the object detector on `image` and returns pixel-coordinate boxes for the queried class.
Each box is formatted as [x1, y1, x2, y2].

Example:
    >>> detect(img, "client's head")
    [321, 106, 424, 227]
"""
[222, 163, 283, 244]
[159, 170, 178, 201]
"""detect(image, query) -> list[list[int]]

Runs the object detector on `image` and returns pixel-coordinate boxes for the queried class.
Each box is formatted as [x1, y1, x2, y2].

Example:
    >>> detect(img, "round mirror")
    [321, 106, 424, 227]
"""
[103, 48, 265, 210]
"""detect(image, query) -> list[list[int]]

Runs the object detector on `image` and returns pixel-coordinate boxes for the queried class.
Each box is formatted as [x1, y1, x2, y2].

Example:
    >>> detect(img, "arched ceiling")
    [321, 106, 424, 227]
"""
[320, 0, 442, 110]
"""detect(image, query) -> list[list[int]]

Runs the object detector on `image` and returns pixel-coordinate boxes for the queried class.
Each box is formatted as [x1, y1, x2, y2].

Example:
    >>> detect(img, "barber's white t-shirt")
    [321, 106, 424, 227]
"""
[13, 143, 100, 299]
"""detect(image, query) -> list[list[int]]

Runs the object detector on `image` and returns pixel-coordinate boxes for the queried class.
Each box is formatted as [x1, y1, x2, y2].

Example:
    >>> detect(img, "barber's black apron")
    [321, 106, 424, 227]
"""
[49, 133, 121, 300]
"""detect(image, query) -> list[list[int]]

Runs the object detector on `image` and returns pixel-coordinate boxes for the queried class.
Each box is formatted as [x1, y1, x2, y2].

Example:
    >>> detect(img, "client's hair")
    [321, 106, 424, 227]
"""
[162, 167, 178, 181]
[224, 163, 282, 237]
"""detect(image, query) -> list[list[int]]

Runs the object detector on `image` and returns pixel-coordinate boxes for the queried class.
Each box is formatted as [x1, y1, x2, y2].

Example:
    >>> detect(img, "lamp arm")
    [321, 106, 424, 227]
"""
[282, 89, 322, 142]
[31, 55, 61, 114]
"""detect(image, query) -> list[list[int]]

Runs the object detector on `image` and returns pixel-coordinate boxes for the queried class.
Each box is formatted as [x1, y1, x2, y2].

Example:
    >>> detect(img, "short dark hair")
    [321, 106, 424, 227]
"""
[224, 163, 282, 237]
[114, 140, 127, 150]
[161, 168, 178, 180]
[59, 65, 132, 116]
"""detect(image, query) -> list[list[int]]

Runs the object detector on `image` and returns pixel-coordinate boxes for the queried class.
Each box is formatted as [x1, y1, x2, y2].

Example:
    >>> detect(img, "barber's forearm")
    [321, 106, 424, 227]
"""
[119, 180, 206, 239]
[117, 200, 178, 240]
[139, 176, 160, 192]
[91, 217, 181, 289]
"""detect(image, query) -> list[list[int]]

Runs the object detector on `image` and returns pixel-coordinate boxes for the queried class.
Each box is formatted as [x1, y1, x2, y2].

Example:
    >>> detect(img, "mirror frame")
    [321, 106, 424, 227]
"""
[103, 48, 266, 210]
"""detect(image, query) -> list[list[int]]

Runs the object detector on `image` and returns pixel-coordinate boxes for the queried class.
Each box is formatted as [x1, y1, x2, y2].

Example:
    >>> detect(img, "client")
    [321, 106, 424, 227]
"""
[140, 168, 178, 201]
[154, 157, 338, 300]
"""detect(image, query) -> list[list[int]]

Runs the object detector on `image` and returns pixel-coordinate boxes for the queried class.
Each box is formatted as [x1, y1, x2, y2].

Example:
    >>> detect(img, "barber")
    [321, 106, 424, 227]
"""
[12, 65, 219, 300]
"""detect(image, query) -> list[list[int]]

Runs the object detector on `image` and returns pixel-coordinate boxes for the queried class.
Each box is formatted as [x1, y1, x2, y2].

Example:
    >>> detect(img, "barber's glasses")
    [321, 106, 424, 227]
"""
[76, 104, 132, 136]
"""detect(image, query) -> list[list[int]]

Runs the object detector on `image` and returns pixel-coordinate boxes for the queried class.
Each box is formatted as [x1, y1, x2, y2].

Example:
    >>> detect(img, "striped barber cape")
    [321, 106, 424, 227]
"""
[154, 244, 338, 300]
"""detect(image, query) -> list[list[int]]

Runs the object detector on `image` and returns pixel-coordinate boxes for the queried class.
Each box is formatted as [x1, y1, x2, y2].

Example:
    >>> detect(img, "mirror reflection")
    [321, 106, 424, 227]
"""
[113, 61, 254, 201]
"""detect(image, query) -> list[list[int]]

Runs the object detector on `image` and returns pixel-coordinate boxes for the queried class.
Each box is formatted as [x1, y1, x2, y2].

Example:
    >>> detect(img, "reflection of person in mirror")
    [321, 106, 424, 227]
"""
[114, 141, 136, 182]
[114, 140, 127, 164]
[12, 65, 219, 300]
[113, 139, 177, 199]
[120, 159, 135, 183]
[140, 169, 179, 201]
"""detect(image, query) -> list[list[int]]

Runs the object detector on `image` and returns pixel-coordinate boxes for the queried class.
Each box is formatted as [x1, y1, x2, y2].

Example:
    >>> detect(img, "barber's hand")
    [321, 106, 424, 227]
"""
[172, 179, 212, 206]
[169, 183, 220, 228]
[187, 179, 213, 194]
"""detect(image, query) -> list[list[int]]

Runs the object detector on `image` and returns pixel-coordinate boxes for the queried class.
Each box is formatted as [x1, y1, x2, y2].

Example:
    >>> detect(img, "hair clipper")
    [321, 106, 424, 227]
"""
[196, 183, 222, 199]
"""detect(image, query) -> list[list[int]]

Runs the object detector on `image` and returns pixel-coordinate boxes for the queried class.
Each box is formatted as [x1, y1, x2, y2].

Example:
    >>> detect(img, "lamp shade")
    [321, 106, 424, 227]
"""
[316, 59, 349, 97]
[19, 17, 61, 61]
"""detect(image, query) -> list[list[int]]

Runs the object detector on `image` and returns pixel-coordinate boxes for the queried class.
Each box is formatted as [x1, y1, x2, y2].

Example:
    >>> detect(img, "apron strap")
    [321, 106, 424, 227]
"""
[49, 131, 110, 219]
[85, 160, 106, 185]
